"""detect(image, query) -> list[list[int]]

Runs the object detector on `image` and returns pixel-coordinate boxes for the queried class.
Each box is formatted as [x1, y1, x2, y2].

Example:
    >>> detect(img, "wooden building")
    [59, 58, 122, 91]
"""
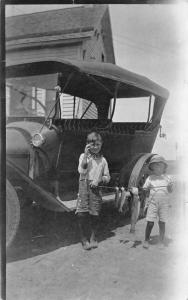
[6, 5, 115, 119]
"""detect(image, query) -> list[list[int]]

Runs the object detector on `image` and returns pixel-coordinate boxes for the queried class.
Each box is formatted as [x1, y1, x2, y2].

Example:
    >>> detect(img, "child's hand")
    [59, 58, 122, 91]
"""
[130, 187, 139, 195]
[101, 176, 108, 184]
[90, 180, 98, 188]
[84, 143, 92, 156]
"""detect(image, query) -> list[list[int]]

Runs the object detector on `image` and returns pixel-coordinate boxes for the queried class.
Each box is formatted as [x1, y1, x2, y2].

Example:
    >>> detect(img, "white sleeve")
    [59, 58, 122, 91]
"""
[102, 158, 110, 183]
[78, 153, 88, 174]
[165, 175, 173, 184]
[143, 176, 151, 190]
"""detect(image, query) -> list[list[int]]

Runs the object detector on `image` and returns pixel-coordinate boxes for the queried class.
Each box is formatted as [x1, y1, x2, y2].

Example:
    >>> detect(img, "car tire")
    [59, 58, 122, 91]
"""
[6, 179, 21, 248]
[120, 153, 154, 233]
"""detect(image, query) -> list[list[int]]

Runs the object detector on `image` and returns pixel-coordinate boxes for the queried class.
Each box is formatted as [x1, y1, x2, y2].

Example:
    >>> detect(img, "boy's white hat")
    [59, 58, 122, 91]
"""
[148, 155, 168, 170]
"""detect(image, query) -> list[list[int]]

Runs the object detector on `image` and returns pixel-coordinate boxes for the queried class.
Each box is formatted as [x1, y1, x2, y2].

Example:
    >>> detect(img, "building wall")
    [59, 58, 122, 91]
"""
[79, 26, 106, 119]
[82, 26, 106, 62]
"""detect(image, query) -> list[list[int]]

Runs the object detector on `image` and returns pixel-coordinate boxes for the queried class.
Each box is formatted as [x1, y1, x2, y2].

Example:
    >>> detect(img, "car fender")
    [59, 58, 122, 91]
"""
[6, 159, 70, 212]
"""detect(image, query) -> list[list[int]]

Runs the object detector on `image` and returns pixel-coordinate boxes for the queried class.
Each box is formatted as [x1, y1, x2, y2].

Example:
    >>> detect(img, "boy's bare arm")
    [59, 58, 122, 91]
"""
[102, 160, 110, 184]
[81, 154, 88, 169]
[167, 182, 173, 193]
[81, 144, 91, 169]
[166, 175, 173, 193]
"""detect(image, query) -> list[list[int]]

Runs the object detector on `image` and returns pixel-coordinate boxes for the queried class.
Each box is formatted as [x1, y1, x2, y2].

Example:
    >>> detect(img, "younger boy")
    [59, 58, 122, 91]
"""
[142, 155, 173, 249]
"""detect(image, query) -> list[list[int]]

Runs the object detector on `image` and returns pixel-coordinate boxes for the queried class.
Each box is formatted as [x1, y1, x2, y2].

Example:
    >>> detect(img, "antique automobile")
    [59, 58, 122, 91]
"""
[6, 57, 169, 247]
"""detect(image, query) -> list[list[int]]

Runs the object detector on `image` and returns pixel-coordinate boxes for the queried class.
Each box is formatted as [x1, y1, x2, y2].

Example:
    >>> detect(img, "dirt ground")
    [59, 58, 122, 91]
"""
[6, 183, 188, 300]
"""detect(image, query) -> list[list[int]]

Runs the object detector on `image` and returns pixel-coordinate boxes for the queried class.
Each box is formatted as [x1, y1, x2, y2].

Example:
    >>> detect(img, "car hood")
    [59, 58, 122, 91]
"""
[6, 121, 44, 155]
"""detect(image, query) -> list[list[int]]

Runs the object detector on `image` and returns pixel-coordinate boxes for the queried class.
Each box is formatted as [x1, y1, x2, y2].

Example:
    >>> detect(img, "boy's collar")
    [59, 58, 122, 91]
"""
[88, 152, 102, 159]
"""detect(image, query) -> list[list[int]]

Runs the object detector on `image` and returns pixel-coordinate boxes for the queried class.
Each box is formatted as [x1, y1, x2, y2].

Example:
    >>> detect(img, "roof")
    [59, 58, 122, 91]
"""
[6, 5, 115, 63]
[6, 57, 169, 102]
[6, 5, 107, 41]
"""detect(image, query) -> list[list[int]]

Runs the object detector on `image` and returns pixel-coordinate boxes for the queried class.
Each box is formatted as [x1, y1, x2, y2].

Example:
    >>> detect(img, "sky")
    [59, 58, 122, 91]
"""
[5, 3, 188, 160]
[109, 4, 188, 161]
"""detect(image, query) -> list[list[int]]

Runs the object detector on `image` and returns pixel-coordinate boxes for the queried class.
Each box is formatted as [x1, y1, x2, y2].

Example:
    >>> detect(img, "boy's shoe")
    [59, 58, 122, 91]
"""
[90, 239, 98, 249]
[81, 240, 91, 250]
[143, 240, 149, 249]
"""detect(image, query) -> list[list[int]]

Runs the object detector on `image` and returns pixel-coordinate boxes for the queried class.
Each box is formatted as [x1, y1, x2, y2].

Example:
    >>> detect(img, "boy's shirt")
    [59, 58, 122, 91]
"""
[78, 153, 110, 184]
[143, 174, 173, 203]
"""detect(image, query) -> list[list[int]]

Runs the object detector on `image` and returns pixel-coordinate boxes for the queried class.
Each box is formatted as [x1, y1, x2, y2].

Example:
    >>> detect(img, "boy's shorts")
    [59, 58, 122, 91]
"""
[76, 180, 102, 216]
[146, 196, 169, 223]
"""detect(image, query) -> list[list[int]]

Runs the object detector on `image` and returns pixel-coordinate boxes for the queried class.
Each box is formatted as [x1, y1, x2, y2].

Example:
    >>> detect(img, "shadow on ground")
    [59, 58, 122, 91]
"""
[7, 203, 131, 263]
[149, 235, 173, 246]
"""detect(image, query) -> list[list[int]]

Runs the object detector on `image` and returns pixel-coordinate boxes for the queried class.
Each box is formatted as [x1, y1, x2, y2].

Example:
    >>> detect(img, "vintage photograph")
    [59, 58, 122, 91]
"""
[3, 3, 188, 300]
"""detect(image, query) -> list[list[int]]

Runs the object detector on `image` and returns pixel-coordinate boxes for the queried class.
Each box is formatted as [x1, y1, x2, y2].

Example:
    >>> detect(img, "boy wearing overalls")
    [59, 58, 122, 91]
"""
[76, 132, 110, 250]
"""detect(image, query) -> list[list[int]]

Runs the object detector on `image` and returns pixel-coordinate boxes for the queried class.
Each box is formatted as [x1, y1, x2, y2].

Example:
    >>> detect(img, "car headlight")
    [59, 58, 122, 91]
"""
[31, 133, 45, 147]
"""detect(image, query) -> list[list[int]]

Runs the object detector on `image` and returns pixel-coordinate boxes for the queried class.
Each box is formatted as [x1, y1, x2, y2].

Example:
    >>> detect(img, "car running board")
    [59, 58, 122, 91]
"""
[60, 193, 116, 211]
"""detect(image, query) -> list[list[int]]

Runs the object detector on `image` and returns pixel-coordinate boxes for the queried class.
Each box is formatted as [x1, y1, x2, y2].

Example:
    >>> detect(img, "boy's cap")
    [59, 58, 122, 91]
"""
[148, 155, 168, 170]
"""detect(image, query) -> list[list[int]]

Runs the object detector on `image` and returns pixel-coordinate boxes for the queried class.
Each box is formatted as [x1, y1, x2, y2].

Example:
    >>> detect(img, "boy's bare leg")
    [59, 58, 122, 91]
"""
[143, 221, 154, 248]
[90, 215, 99, 248]
[158, 221, 165, 246]
[77, 212, 91, 250]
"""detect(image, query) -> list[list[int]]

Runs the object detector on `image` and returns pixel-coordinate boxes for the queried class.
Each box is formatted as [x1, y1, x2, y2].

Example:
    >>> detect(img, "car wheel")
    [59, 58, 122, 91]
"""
[6, 180, 20, 248]
[120, 153, 154, 233]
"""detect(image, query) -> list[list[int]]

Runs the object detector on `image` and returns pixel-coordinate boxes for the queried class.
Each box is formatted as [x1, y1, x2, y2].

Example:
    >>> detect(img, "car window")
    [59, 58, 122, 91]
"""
[60, 93, 98, 119]
[6, 74, 57, 118]
[112, 96, 155, 122]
